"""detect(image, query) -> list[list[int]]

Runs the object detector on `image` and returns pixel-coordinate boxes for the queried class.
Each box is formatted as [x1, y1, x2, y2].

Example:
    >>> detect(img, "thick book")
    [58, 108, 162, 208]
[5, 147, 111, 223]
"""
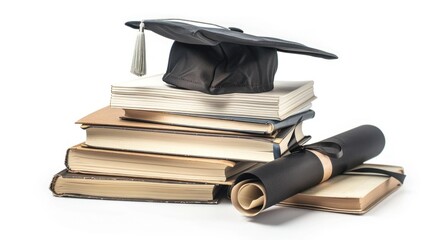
[111, 74, 315, 120]
[50, 170, 222, 204]
[278, 164, 404, 214]
[78, 107, 309, 162]
[66, 144, 258, 185]
[122, 109, 315, 135]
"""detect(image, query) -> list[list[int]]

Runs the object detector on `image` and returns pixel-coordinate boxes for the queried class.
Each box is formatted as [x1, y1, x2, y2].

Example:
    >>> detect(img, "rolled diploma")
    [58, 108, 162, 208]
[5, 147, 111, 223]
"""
[231, 125, 385, 216]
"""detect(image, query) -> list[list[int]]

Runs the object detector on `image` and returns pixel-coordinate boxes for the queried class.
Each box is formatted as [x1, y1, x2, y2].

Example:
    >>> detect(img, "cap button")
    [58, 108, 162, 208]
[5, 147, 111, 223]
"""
[229, 27, 244, 33]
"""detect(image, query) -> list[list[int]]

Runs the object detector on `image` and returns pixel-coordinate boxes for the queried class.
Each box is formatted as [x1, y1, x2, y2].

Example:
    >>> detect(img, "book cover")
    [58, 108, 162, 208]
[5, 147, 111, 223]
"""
[279, 164, 404, 214]
[122, 109, 315, 135]
[77, 107, 261, 136]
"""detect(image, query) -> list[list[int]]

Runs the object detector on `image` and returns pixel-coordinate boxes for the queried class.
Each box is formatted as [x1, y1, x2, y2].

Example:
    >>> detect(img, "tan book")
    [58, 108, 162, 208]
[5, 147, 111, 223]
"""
[66, 144, 258, 185]
[77, 107, 308, 162]
[122, 108, 315, 135]
[111, 74, 315, 120]
[77, 107, 264, 136]
[50, 170, 222, 204]
[279, 164, 404, 214]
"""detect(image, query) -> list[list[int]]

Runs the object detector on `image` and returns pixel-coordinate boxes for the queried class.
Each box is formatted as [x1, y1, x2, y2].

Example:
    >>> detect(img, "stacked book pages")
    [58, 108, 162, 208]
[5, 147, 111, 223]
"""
[50, 74, 404, 214]
[50, 74, 316, 204]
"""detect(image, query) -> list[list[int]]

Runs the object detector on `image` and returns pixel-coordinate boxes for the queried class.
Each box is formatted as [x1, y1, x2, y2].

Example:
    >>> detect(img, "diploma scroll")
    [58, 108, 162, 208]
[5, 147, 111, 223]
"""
[231, 125, 386, 216]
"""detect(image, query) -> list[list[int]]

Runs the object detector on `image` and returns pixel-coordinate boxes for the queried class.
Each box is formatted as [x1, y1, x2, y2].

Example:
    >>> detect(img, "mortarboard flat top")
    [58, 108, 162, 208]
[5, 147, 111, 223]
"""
[126, 19, 337, 94]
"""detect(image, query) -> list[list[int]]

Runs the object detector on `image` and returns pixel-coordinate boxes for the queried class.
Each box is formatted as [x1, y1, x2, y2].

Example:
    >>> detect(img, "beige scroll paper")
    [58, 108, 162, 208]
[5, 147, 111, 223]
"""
[231, 151, 333, 217]
[231, 179, 267, 217]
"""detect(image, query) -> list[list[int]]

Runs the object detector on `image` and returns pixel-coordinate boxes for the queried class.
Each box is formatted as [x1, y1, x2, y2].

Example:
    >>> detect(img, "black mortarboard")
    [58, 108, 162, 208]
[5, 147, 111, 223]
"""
[126, 19, 337, 94]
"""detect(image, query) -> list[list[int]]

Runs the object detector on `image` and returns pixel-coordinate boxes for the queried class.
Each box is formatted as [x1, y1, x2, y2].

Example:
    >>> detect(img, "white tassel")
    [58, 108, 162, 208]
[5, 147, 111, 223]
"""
[131, 22, 146, 76]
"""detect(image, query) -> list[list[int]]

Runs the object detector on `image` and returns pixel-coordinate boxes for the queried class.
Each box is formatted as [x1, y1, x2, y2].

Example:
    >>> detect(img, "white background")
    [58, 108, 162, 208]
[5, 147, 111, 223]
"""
[0, 0, 427, 239]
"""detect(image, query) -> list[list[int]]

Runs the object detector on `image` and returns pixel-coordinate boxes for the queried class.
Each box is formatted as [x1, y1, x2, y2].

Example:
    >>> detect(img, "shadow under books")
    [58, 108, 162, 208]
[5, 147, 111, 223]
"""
[247, 206, 312, 226]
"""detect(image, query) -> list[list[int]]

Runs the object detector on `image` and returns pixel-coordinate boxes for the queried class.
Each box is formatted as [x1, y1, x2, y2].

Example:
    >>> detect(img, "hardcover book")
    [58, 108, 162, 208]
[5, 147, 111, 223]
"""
[50, 170, 222, 204]
[66, 144, 258, 185]
[122, 109, 315, 135]
[279, 164, 404, 214]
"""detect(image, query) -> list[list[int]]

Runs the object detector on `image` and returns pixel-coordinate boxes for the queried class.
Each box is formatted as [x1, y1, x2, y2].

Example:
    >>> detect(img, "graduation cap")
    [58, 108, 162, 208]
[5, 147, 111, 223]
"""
[126, 19, 337, 94]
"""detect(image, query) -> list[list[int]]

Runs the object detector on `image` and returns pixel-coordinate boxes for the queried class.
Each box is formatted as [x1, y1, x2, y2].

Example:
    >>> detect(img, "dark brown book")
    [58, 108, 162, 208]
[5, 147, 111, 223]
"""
[50, 170, 222, 204]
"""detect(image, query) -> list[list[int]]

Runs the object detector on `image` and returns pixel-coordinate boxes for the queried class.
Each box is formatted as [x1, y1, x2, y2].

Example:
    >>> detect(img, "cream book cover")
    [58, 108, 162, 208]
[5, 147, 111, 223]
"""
[279, 164, 404, 214]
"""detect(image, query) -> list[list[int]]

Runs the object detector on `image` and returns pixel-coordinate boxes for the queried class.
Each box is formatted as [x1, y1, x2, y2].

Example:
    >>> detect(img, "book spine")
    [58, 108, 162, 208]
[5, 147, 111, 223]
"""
[64, 148, 72, 171]
[49, 172, 62, 195]
[272, 143, 282, 159]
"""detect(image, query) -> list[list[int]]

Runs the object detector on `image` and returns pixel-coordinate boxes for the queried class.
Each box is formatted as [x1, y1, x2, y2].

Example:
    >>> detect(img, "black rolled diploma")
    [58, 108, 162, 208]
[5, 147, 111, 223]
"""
[231, 125, 385, 216]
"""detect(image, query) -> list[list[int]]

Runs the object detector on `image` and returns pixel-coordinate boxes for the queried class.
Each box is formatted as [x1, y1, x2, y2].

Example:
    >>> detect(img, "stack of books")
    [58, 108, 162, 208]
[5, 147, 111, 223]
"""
[50, 17, 404, 214]
[50, 74, 316, 204]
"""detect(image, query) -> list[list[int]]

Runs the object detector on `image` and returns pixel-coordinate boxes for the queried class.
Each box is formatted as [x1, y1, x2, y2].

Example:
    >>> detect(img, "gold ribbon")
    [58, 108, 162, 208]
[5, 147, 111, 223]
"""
[307, 150, 332, 183]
